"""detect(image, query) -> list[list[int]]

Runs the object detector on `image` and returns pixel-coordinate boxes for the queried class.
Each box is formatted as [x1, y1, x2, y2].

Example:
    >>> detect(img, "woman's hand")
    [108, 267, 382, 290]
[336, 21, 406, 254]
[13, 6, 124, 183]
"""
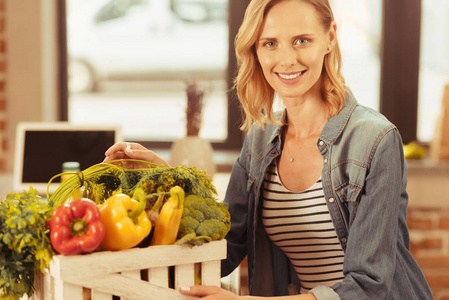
[103, 142, 171, 169]
[179, 286, 318, 300]
[179, 285, 243, 299]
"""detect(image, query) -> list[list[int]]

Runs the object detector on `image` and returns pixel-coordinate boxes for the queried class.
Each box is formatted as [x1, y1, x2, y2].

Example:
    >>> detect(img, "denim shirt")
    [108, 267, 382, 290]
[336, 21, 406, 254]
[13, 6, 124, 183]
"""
[221, 89, 433, 299]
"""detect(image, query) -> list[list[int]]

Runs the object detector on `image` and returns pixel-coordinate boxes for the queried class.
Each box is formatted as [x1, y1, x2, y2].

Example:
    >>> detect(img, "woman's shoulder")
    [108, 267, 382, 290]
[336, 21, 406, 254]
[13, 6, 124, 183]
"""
[348, 104, 397, 132]
[343, 88, 395, 131]
[330, 98, 404, 164]
[342, 102, 401, 151]
[332, 89, 400, 148]
[352, 104, 394, 128]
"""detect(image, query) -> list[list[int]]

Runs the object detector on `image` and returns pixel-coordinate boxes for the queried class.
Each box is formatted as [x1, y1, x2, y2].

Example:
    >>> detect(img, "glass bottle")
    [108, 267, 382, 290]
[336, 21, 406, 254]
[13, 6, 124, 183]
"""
[61, 161, 82, 200]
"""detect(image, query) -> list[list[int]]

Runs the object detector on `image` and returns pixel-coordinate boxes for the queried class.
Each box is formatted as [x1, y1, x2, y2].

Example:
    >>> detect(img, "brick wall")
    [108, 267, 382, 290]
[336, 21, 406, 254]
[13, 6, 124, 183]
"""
[0, 0, 5, 173]
[408, 207, 449, 300]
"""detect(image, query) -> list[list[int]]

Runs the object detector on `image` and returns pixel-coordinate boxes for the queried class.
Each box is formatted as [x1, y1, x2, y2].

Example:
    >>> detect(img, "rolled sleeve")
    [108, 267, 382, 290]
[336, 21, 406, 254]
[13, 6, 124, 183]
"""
[310, 285, 341, 300]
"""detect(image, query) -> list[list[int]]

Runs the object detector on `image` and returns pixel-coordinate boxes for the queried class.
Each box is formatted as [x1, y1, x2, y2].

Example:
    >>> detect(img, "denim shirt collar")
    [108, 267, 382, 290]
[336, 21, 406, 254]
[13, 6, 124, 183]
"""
[320, 89, 357, 145]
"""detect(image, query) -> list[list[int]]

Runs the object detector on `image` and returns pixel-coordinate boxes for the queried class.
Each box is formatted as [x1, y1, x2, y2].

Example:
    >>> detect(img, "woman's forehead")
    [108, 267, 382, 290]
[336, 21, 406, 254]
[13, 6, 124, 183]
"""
[260, 1, 323, 37]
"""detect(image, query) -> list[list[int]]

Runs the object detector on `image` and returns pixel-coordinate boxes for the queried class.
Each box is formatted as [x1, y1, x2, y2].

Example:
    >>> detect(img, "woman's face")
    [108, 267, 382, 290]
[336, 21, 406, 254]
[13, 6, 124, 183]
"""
[255, 0, 335, 102]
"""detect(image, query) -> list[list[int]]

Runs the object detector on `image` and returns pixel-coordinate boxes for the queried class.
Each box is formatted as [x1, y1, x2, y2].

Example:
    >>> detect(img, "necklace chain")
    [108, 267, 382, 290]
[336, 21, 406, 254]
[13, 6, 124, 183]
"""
[286, 116, 327, 162]
[286, 142, 305, 162]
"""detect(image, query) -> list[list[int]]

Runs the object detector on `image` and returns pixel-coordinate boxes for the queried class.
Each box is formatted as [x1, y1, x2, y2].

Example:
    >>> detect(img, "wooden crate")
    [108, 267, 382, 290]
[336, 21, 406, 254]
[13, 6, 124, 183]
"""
[31, 240, 226, 300]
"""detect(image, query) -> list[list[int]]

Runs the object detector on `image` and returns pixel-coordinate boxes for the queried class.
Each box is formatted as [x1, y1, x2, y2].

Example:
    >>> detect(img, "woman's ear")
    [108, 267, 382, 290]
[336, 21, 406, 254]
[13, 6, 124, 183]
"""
[253, 46, 259, 62]
[328, 21, 337, 50]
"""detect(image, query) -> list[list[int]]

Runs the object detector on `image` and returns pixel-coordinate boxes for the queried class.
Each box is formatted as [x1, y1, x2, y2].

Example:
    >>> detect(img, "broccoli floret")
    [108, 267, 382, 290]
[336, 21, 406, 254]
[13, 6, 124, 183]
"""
[178, 216, 199, 237]
[187, 196, 215, 212]
[175, 195, 231, 247]
[203, 203, 230, 223]
[189, 209, 205, 223]
[196, 219, 229, 240]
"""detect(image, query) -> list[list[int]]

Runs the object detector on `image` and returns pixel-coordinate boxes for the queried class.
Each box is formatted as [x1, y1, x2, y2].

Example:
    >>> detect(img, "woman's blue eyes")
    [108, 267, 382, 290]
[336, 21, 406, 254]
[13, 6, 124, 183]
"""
[262, 39, 309, 47]
[295, 38, 309, 45]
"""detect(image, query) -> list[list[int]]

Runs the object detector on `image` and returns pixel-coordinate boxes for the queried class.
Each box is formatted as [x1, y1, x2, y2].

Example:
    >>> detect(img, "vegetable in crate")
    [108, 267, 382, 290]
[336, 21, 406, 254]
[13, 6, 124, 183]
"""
[49, 198, 105, 255]
[99, 188, 152, 250]
[150, 186, 185, 245]
[0, 187, 54, 299]
[175, 195, 231, 247]
[48, 160, 217, 208]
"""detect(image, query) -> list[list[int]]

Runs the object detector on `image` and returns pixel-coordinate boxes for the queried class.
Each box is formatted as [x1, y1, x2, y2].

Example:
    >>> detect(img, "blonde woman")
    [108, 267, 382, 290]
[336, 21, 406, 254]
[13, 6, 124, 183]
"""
[104, 0, 433, 299]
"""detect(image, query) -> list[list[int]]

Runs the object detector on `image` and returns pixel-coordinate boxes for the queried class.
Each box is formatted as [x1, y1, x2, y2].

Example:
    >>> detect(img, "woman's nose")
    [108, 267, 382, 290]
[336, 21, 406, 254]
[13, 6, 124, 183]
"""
[278, 46, 297, 66]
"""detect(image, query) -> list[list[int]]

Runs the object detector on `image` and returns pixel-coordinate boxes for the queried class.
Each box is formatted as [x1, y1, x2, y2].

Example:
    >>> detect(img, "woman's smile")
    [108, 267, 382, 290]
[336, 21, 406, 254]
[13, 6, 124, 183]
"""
[276, 70, 307, 83]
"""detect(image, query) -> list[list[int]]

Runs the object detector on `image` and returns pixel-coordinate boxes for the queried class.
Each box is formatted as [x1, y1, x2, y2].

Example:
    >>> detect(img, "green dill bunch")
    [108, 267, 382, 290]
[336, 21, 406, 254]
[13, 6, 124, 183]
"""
[48, 159, 217, 209]
[48, 160, 154, 207]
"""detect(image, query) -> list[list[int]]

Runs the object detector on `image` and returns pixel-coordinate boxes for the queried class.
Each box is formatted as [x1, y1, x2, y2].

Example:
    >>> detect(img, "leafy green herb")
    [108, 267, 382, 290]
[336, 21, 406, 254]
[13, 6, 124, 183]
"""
[0, 187, 54, 299]
[49, 160, 217, 208]
[133, 165, 217, 199]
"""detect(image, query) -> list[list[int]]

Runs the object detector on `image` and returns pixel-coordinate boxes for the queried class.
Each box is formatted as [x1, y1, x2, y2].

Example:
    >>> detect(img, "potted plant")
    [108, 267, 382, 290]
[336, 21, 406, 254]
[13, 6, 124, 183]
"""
[169, 81, 216, 177]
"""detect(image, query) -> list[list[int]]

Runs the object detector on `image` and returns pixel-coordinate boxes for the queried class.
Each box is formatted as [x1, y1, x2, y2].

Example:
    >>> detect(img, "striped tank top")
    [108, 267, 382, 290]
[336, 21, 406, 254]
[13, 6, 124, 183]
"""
[262, 162, 345, 294]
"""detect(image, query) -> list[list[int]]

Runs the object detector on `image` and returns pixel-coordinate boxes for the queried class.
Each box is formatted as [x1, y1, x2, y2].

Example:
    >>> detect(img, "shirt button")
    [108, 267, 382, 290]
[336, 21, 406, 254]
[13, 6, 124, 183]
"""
[328, 197, 335, 203]
[318, 140, 324, 147]
[270, 150, 276, 156]
[323, 158, 328, 164]
[341, 237, 347, 243]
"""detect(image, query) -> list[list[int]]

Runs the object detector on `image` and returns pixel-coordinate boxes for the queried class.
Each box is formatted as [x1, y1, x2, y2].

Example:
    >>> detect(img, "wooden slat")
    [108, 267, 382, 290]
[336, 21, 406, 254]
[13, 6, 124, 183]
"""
[71, 273, 194, 300]
[121, 270, 141, 280]
[174, 264, 195, 290]
[91, 290, 112, 300]
[51, 240, 226, 281]
[147, 267, 169, 288]
[44, 273, 53, 300]
[201, 260, 221, 286]
[53, 277, 83, 300]
[121, 270, 141, 300]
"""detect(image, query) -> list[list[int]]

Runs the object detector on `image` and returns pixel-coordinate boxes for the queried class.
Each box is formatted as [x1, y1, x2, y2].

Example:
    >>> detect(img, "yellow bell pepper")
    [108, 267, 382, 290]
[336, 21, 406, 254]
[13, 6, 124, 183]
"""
[99, 188, 151, 250]
[150, 186, 185, 246]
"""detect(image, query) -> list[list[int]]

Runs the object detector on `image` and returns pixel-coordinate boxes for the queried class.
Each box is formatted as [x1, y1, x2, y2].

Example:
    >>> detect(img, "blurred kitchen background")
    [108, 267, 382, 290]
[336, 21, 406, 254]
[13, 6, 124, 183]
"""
[3, 0, 449, 165]
[1, 0, 449, 298]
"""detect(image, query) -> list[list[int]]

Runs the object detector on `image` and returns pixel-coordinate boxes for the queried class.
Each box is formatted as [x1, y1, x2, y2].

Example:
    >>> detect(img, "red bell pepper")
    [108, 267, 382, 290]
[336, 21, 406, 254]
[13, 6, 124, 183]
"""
[50, 198, 105, 255]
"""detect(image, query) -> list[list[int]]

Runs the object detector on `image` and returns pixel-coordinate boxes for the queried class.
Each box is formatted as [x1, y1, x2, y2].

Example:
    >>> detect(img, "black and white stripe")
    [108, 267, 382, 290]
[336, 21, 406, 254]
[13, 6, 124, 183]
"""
[262, 163, 345, 293]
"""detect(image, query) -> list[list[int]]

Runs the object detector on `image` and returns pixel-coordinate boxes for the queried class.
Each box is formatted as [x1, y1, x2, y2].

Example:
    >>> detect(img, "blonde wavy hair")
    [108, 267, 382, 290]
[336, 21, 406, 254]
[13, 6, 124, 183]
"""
[235, 0, 346, 132]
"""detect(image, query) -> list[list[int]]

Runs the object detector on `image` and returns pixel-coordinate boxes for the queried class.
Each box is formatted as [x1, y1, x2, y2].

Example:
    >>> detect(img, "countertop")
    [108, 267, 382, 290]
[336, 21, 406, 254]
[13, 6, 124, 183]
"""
[2, 158, 448, 208]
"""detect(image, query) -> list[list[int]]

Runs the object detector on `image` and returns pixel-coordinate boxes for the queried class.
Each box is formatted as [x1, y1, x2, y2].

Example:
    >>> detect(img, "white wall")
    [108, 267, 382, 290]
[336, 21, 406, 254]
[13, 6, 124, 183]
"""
[5, 0, 59, 172]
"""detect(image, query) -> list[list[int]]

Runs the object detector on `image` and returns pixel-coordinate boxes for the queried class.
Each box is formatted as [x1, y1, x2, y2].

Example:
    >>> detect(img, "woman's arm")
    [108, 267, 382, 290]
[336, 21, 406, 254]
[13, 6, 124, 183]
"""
[221, 151, 251, 276]
[330, 127, 407, 298]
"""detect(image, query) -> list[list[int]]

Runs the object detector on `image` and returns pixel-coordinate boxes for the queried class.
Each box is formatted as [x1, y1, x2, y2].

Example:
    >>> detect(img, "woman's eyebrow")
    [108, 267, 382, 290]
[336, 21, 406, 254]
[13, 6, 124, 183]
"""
[258, 36, 277, 41]
[291, 33, 316, 39]
[259, 33, 316, 41]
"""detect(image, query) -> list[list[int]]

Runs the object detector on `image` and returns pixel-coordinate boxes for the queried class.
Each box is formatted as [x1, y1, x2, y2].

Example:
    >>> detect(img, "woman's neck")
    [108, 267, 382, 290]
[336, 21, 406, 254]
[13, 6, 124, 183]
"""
[284, 97, 329, 140]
